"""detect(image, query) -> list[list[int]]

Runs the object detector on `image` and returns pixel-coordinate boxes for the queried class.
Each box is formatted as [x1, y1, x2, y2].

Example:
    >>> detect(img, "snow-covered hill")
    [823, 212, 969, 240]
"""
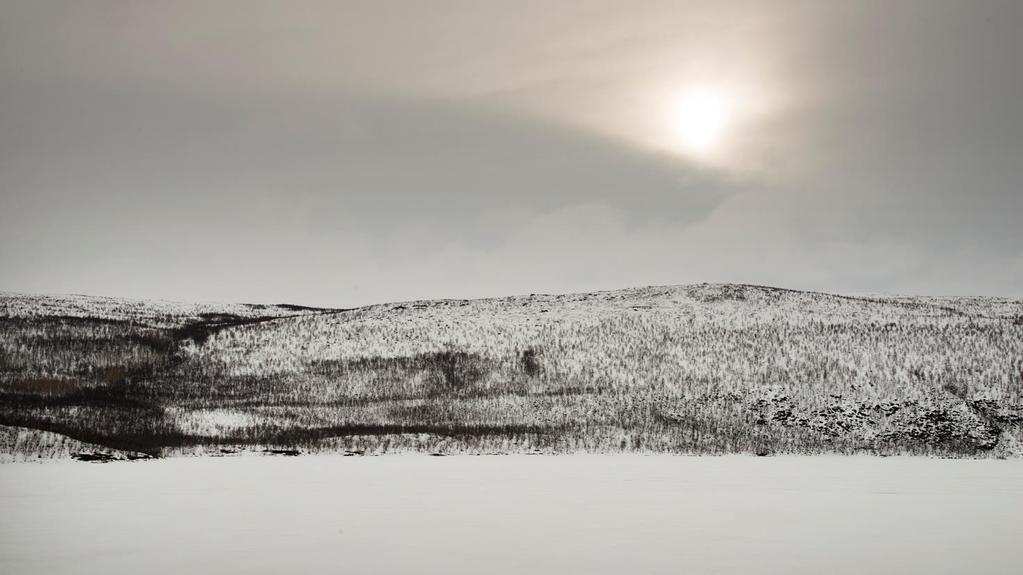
[2, 284, 1021, 458]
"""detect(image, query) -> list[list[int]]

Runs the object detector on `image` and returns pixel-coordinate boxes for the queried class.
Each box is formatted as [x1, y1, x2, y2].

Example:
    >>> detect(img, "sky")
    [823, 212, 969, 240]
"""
[1, 1, 1021, 307]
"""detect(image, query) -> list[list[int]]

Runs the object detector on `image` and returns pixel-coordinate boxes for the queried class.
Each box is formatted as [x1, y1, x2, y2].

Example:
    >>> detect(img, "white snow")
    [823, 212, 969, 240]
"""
[1, 456, 1021, 574]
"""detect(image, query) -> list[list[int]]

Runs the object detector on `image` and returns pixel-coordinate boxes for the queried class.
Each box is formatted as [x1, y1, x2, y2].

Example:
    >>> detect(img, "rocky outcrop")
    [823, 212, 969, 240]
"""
[751, 395, 1018, 454]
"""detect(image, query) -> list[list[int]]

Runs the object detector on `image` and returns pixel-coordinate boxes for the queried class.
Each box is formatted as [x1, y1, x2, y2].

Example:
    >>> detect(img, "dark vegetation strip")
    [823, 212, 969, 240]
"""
[0, 413, 189, 457]
[0, 389, 158, 411]
[0, 411, 563, 457]
[171, 314, 303, 345]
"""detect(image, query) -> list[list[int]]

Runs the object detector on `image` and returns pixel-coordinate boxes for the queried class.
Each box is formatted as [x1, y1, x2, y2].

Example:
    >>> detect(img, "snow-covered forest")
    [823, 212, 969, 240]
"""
[2, 284, 1021, 459]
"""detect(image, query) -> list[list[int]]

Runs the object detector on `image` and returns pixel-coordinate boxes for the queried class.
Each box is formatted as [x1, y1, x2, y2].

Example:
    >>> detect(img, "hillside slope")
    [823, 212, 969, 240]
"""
[1, 284, 1021, 457]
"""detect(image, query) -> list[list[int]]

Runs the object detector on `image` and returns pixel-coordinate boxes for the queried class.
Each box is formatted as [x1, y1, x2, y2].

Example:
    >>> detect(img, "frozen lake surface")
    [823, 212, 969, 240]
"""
[2, 456, 1022, 574]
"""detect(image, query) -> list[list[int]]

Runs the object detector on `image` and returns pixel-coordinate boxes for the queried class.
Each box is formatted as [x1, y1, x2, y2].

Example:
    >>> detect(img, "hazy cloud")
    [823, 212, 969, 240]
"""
[1, 1, 1020, 305]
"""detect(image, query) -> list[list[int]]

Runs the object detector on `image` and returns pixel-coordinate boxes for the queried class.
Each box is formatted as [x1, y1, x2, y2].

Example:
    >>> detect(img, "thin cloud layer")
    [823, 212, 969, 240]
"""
[1, 1, 1020, 305]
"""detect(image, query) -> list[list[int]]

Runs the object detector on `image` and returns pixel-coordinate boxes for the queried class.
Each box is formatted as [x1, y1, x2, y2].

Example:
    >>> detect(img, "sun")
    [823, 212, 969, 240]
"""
[673, 88, 730, 156]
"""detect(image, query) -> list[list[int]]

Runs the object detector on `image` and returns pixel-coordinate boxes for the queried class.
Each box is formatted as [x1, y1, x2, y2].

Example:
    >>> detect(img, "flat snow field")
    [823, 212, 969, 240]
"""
[2, 456, 1022, 575]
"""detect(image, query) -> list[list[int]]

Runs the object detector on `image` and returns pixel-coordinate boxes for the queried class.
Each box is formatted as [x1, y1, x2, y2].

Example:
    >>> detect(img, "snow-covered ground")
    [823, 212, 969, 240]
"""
[1, 456, 1021, 574]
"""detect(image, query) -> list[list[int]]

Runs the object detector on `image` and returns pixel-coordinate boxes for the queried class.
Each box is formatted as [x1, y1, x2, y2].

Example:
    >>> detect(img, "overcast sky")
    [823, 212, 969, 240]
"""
[1, 1, 1021, 306]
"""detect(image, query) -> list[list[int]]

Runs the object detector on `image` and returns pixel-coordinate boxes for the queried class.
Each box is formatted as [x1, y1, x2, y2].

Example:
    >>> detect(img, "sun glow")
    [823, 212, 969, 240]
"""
[673, 88, 730, 156]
